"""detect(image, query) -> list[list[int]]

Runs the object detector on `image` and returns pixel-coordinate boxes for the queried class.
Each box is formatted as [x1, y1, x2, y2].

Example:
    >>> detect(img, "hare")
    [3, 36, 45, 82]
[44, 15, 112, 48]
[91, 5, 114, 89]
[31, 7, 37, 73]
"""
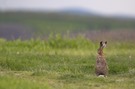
[95, 41, 108, 77]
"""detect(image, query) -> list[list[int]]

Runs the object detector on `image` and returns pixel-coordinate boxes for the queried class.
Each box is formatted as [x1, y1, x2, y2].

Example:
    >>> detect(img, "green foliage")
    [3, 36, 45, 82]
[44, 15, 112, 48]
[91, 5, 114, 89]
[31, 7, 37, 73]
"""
[0, 37, 135, 89]
[47, 34, 95, 49]
[0, 76, 50, 89]
[0, 12, 135, 34]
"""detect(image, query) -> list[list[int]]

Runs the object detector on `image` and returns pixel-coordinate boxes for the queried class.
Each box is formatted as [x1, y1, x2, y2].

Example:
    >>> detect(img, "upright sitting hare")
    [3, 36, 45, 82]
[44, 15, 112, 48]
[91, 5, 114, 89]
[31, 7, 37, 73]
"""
[95, 41, 108, 77]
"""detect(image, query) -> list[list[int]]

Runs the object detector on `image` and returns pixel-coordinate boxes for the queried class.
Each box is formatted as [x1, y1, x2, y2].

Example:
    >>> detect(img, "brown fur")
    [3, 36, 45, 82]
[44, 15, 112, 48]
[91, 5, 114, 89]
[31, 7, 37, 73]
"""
[95, 41, 108, 77]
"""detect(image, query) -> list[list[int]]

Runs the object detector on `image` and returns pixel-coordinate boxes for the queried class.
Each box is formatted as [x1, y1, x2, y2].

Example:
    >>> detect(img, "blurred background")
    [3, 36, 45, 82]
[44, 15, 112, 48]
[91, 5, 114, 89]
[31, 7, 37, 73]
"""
[0, 0, 135, 41]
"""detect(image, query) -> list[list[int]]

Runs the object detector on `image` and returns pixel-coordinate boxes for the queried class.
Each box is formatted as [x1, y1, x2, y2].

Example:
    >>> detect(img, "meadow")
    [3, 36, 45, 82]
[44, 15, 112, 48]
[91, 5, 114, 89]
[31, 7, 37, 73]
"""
[0, 35, 135, 89]
[0, 12, 135, 35]
[0, 11, 135, 89]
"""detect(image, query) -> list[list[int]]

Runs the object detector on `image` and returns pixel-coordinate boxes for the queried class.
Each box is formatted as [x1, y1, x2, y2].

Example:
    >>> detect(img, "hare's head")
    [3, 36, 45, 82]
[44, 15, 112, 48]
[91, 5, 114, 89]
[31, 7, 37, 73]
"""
[100, 41, 107, 48]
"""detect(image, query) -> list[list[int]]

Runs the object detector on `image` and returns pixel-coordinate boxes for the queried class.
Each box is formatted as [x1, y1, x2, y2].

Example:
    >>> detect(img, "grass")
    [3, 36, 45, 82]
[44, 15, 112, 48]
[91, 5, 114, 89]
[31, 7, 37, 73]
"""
[0, 74, 50, 89]
[0, 37, 135, 89]
[0, 12, 135, 34]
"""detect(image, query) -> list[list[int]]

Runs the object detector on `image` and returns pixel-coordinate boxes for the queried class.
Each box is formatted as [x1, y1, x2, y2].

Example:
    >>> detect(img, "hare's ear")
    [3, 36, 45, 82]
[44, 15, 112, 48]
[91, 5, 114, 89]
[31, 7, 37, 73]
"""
[100, 41, 103, 46]
[105, 41, 107, 44]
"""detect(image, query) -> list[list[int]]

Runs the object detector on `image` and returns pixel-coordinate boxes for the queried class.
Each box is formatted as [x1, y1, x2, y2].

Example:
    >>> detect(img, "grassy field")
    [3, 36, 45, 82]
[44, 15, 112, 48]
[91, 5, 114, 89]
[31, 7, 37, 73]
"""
[0, 36, 135, 89]
[0, 11, 135, 89]
[1, 12, 135, 33]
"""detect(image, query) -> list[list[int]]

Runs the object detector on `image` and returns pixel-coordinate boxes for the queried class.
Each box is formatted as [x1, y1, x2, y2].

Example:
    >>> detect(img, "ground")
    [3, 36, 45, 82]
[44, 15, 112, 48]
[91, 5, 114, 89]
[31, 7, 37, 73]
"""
[0, 39, 135, 89]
